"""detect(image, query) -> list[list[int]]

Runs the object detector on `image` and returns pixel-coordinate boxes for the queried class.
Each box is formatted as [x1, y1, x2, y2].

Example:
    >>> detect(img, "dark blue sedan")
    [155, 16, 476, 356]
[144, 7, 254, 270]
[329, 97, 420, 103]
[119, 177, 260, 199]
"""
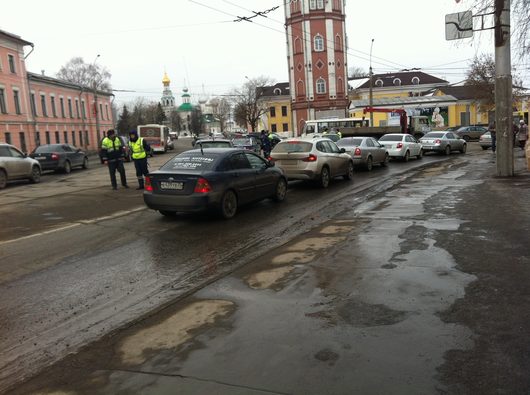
[143, 148, 288, 219]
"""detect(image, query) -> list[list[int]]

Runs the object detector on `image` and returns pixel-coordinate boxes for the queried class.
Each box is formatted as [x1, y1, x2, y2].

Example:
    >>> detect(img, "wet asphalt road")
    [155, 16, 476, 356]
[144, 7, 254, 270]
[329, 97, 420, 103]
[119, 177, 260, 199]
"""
[0, 140, 481, 393]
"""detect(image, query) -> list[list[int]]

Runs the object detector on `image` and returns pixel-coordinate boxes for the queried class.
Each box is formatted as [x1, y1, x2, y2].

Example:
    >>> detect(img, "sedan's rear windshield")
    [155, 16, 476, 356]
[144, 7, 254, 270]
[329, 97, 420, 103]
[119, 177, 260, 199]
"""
[337, 138, 363, 146]
[161, 153, 217, 171]
[273, 141, 313, 153]
[232, 138, 253, 145]
[379, 135, 403, 142]
[34, 145, 63, 153]
[423, 132, 445, 138]
[197, 141, 232, 148]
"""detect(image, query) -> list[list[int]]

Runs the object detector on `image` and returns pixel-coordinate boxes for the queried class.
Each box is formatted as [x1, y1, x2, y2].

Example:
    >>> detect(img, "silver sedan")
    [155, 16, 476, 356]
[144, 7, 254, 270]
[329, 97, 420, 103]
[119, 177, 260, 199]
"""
[336, 137, 389, 171]
[420, 131, 467, 155]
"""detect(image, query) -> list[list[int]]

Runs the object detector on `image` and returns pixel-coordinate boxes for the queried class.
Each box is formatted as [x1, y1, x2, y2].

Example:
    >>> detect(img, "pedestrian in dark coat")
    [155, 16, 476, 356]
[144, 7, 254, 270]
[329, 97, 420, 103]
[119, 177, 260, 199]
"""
[101, 129, 128, 190]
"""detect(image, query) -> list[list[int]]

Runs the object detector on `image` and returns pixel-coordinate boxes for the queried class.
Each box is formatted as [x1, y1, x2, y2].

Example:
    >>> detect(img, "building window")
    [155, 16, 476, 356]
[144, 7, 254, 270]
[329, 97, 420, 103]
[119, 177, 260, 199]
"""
[0, 88, 7, 113]
[60, 98, 65, 118]
[35, 132, 40, 146]
[317, 0, 324, 8]
[375, 79, 384, 87]
[99, 103, 104, 120]
[5, 132, 11, 144]
[40, 94, 47, 117]
[412, 76, 420, 85]
[30, 93, 37, 116]
[309, 0, 316, 9]
[51, 96, 57, 117]
[84, 130, 89, 146]
[79, 131, 83, 146]
[283, 123, 289, 132]
[19, 132, 26, 153]
[271, 124, 277, 133]
[393, 78, 401, 86]
[45, 131, 51, 144]
[8, 55, 15, 73]
[55, 131, 60, 143]
[81, 101, 86, 118]
[105, 104, 109, 120]
[68, 99, 73, 118]
[314, 35, 324, 52]
[71, 131, 76, 146]
[13, 90, 21, 114]
[63, 131, 68, 143]
[270, 106, 276, 117]
[281, 106, 287, 116]
[75, 99, 80, 118]
[316, 78, 326, 94]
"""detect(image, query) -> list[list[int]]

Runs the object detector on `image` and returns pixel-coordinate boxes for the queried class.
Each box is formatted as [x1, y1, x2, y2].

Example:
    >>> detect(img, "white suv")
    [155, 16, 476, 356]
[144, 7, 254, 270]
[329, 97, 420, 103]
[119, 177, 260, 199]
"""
[0, 143, 42, 189]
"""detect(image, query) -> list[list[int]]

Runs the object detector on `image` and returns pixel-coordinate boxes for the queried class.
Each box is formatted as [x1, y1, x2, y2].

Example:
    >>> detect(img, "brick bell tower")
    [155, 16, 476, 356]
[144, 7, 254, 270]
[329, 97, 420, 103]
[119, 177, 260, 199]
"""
[284, 0, 349, 135]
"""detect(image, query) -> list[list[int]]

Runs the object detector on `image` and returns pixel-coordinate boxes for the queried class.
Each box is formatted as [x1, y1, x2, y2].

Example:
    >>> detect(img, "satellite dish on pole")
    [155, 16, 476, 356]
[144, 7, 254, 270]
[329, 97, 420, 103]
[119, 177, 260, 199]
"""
[445, 11, 473, 40]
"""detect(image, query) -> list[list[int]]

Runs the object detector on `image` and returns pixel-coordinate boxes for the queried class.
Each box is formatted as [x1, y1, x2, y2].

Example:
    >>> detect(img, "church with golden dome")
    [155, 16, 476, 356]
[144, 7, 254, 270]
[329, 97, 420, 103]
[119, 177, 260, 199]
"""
[160, 72, 175, 119]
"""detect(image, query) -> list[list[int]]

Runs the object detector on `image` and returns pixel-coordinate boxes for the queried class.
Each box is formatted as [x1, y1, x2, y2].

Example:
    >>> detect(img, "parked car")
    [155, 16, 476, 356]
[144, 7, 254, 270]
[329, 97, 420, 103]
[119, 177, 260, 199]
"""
[336, 136, 389, 170]
[232, 137, 261, 153]
[454, 125, 488, 141]
[419, 131, 467, 155]
[270, 137, 354, 188]
[194, 138, 234, 149]
[0, 143, 41, 189]
[98, 136, 132, 163]
[479, 131, 492, 150]
[378, 133, 423, 161]
[30, 144, 89, 173]
[143, 148, 287, 219]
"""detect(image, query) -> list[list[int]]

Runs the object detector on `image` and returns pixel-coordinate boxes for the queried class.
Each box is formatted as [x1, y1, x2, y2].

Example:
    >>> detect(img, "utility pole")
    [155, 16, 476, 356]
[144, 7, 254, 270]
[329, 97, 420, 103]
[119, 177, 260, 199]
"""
[93, 55, 101, 139]
[369, 39, 374, 128]
[494, 0, 514, 176]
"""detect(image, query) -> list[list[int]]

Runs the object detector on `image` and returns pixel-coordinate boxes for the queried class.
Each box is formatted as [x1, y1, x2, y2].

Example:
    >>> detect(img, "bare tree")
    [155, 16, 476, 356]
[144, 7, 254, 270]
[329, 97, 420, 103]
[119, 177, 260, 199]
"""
[348, 66, 368, 78]
[208, 97, 232, 133]
[471, 0, 529, 60]
[466, 53, 524, 110]
[232, 76, 274, 132]
[168, 109, 182, 134]
[56, 57, 112, 91]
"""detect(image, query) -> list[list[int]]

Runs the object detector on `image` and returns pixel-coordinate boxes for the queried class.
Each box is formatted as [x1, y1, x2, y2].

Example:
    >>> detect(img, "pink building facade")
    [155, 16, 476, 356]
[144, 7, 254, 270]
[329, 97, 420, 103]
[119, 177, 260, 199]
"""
[0, 30, 114, 153]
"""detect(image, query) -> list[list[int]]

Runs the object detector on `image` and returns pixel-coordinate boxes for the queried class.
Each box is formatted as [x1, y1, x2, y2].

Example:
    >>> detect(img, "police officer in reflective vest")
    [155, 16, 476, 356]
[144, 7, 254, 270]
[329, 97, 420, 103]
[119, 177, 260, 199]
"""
[101, 129, 128, 190]
[128, 130, 150, 190]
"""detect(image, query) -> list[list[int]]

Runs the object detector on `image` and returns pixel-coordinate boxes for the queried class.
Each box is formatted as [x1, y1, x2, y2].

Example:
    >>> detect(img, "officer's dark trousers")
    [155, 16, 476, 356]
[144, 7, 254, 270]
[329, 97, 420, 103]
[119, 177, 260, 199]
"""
[133, 158, 149, 188]
[108, 159, 127, 188]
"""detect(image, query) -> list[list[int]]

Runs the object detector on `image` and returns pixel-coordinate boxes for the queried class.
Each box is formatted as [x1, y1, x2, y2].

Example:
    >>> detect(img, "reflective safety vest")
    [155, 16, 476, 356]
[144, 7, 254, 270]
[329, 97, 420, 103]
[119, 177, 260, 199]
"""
[101, 136, 122, 152]
[129, 137, 147, 160]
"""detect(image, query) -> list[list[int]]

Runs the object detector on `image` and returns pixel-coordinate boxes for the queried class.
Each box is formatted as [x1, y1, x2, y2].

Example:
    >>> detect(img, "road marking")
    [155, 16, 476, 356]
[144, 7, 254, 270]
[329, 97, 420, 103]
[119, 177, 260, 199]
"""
[0, 206, 147, 246]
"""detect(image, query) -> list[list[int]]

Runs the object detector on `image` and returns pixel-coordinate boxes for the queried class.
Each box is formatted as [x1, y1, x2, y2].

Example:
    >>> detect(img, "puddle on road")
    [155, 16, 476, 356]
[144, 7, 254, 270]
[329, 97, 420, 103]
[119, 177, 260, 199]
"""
[118, 299, 234, 365]
[271, 251, 315, 265]
[245, 266, 294, 290]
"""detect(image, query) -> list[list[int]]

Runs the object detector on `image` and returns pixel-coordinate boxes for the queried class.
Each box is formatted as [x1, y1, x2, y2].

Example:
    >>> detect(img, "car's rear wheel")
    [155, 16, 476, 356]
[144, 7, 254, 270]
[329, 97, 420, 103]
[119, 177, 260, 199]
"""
[444, 145, 451, 155]
[29, 166, 41, 184]
[344, 161, 354, 180]
[381, 153, 389, 167]
[220, 190, 238, 219]
[63, 160, 71, 174]
[272, 178, 287, 202]
[403, 151, 410, 162]
[82, 157, 89, 169]
[481, 146, 488, 151]
[0, 169, 7, 189]
[417, 149, 423, 159]
[159, 210, 176, 217]
[461, 144, 467, 154]
[319, 166, 330, 188]
[462, 135, 470, 142]
[365, 156, 373, 171]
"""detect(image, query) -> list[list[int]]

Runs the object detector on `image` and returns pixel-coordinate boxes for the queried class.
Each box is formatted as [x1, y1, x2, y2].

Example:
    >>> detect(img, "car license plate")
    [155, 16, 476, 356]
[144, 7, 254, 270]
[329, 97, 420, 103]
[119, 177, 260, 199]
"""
[36, 157, 45, 160]
[160, 181, 183, 190]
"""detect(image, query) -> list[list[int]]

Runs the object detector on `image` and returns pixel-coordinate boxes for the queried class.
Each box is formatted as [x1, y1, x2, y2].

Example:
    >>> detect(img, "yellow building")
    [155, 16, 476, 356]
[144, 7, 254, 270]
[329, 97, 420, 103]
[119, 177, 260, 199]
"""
[257, 83, 293, 136]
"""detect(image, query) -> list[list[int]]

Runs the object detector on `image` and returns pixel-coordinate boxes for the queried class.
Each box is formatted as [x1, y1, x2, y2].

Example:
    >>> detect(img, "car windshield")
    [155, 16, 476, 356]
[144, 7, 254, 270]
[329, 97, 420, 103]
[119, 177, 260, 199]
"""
[232, 138, 253, 146]
[197, 141, 232, 148]
[160, 152, 218, 171]
[34, 145, 63, 153]
[337, 138, 363, 147]
[379, 135, 403, 142]
[423, 132, 445, 138]
[456, 127, 468, 132]
[273, 141, 313, 153]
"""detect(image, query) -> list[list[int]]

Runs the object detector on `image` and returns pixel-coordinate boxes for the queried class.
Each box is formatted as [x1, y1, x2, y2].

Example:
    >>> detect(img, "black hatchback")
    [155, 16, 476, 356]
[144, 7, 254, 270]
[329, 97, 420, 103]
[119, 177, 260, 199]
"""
[143, 148, 288, 219]
[30, 144, 88, 173]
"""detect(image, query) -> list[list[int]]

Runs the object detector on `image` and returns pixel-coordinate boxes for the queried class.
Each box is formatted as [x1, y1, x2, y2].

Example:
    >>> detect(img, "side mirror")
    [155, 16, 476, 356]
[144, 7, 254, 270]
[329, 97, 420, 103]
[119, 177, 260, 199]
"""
[340, 148, 346, 153]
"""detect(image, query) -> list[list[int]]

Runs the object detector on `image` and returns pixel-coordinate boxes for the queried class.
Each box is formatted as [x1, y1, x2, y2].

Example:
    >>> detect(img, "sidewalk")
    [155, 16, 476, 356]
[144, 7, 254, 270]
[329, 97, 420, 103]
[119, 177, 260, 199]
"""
[9, 149, 530, 395]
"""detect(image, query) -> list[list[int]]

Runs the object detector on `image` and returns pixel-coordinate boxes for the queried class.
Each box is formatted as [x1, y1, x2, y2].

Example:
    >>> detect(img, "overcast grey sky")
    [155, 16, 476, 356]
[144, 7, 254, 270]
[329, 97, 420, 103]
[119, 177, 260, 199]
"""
[4, 0, 524, 106]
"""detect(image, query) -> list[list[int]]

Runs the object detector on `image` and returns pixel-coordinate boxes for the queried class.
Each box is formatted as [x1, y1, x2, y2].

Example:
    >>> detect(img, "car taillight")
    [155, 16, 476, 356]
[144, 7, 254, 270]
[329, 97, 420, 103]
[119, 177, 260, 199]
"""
[396, 143, 403, 149]
[51, 153, 60, 160]
[145, 176, 154, 191]
[354, 147, 362, 156]
[194, 177, 212, 193]
[302, 154, 317, 162]
[435, 139, 441, 144]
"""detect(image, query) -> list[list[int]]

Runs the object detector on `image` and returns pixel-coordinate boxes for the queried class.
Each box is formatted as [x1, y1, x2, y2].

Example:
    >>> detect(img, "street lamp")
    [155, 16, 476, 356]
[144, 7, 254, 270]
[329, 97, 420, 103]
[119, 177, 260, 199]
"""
[369, 39, 374, 128]
[93, 54, 101, 139]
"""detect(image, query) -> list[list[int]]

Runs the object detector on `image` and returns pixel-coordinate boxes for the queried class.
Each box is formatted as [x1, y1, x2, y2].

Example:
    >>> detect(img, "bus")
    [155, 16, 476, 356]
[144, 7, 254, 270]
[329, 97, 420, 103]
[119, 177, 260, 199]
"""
[302, 118, 370, 136]
[137, 124, 171, 153]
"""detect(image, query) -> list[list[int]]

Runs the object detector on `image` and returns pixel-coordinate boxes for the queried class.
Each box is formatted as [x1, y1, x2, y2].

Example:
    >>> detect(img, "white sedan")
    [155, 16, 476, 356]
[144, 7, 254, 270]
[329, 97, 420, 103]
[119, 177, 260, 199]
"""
[378, 133, 423, 162]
